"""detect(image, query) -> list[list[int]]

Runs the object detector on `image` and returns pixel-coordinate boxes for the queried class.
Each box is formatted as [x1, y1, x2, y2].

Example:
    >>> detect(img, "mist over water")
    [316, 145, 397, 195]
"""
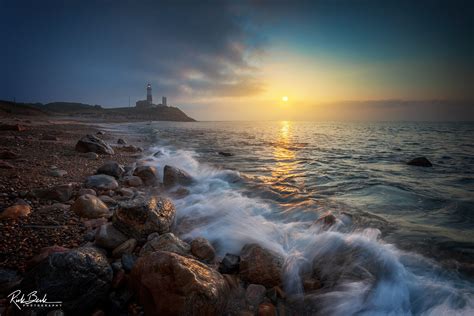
[127, 121, 474, 314]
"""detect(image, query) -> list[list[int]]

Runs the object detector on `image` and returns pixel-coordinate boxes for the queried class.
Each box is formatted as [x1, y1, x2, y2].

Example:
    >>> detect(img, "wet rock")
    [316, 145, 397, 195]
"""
[407, 156, 433, 167]
[112, 239, 137, 258]
[97, 131, 106, 135]
[258, 303, 277, 316]
[153, 150, 163, 157]
[95, 223, 128, 249]
[121, 253, 137, 272]
[219, 253, 241, 274]
[303, 277, 321, 292]
[26, 246, 69, 269]
[240, 244, 283, 288]
[169, 187, 190, 199]
[0, 160, 14, 169]
[117, 138, 127, 145]
[133, 165, 159, 186]
[139, 232, 190, 257]
[31, 184, 74, 202]
[0, 203, 31, 220]
[0, 268, 21, 295]
[85, 174, 119, 190]
[121, 145, 143, 153]
[131, 251, 229, 315]
[78, 188, 96, 196]
[122, 175, 143, 187]
[20, 247, 113, 313]
[219, 151, 233, 157]
[71, 194, 110, 219]
[246, 284, 267, 307]
[0, 150, 19, 159]
[75, 134, 114, 155]
[163, 165, 194, 188]
[315, 212, 336, 228]
[96, 161, 124, 179]
[191, 237, 215, 262]
[113, 195, 176, 239]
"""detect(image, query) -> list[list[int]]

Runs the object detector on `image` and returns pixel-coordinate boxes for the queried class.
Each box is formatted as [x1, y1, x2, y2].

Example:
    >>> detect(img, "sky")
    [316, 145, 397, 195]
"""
[1, 0, 473, 120]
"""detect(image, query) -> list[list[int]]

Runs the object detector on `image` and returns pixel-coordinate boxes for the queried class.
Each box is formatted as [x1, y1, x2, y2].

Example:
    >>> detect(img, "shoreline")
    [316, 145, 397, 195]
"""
[0, 115, 290, 315]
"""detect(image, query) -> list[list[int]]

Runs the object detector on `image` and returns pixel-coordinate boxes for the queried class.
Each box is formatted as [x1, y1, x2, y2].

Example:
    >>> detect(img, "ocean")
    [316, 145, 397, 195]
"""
[121, 121, 474, 315]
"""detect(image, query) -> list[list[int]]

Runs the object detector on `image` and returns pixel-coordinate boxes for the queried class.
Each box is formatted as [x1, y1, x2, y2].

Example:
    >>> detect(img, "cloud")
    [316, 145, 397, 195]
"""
[0, 0, 266, 104]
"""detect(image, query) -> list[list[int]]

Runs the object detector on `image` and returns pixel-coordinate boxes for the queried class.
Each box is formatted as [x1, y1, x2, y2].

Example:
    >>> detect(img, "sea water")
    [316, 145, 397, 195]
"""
[124, 121, 474, 315]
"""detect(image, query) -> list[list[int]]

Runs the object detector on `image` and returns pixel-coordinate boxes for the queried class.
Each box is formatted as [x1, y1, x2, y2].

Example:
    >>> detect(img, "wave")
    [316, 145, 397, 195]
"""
[145, 144, 474, 315]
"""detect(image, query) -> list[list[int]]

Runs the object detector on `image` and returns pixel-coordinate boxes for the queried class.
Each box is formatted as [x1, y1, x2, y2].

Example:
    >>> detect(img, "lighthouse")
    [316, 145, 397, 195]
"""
[146, 83, 152, 104]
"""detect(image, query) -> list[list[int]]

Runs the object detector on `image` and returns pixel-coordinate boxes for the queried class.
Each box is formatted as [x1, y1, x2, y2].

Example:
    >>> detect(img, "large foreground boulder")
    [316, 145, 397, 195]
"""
[239, 244, 283, 288]
[113, 195, 176, 239]
[85, 174, 119, 190]
[139, 233, 190, 257]
[163, 165, 194, 188]
[133, 165, 159, 186]
[75, 134, 114, 155]
[71, 194, 110, 219]
[20, 247, 112, 313]
[131, 251, 229, 315]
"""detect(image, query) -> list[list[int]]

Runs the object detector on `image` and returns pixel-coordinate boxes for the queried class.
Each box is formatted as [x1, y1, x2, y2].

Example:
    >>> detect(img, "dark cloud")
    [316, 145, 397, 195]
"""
[0, 0, 265, 105]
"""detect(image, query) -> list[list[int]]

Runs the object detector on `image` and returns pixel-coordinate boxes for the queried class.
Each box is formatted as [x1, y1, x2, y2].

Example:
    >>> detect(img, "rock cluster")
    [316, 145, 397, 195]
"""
[75, 134, 115, 155]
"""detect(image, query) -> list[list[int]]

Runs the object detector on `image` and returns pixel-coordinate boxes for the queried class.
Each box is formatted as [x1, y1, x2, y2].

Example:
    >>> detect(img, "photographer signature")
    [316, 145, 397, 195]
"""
[7, 290, 62, 310]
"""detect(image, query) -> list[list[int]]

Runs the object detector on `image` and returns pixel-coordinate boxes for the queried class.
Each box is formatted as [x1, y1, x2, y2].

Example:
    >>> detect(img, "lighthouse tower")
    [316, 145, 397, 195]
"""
[146, 83, 152, 104]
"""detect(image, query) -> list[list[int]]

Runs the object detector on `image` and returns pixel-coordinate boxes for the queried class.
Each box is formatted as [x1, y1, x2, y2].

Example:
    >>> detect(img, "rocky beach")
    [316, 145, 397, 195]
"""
[0, 116, 298, 316]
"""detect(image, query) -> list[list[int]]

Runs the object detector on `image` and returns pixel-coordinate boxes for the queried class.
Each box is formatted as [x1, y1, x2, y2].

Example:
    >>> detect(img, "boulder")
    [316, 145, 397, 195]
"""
[31, 184, 74, 202]
[85, 174, 119, 190]
[121, 254, 137, 272]
[122, 175, 143, 187]
[407, 157, 433, 167]
[113, 196, 176, 239]
[245, 284, 267, 307]
[20, 247, 112, 313]
[131, 251, 229, 315]
[75, 134, 114, 155]
[0, 150, 19, 159]
[0, 203, 31, 220]
[112, 238, 137, 258]
[139, 233, 190, 257]
[219, 253, 241, 274]
[163, 165, 194, 188]
[117, 138, 127, 145]
[95, 223, 128, 249]
[191, 237, 215, 262]
[96, 161, 125, 179]
[239, 244, 283, 288]
[121, 145, 143, 153]
[133, 165, 159, 186]
[98, 195, 118, 207]
[71, 194, 110, 219]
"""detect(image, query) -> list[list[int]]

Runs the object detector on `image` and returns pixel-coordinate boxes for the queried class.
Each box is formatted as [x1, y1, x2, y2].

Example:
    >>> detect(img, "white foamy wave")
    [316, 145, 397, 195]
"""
[147, 145, 474, 315]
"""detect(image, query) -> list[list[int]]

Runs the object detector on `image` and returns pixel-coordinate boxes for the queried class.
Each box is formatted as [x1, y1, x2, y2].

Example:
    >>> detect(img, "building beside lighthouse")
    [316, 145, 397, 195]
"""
[136, 83, 168, 108]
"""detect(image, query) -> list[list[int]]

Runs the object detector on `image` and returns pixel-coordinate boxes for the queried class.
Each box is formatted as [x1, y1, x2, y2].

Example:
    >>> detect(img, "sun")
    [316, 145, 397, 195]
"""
[282, 96, 289, 102]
